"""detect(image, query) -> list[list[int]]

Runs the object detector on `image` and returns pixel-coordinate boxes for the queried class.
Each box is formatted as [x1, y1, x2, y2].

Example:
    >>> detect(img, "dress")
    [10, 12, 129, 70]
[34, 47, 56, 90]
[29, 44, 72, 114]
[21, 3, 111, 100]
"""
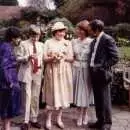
[0, 42, 21, 119]
[42, 38, 73, 109]
[72, 37, 93, 107]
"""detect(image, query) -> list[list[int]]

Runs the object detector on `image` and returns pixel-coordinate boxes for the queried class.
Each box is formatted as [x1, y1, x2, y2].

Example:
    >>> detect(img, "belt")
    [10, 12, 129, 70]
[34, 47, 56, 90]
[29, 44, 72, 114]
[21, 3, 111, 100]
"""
[73, 60, 88, 68]
[75, 59, 87, 62]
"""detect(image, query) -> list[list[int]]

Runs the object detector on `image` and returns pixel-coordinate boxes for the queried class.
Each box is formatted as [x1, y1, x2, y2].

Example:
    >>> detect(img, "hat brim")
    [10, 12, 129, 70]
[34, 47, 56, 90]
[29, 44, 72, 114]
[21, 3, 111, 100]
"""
[51, 27, 67, 32]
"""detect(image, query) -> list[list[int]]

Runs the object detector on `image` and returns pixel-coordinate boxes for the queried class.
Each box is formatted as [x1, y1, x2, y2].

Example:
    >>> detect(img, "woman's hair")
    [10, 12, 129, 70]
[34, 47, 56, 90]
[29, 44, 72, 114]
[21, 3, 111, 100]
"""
[29, 24, 41, 36]
[76, 20, 89, 36]
[29, 29, 39, 36]
[4, 27, 21, 41]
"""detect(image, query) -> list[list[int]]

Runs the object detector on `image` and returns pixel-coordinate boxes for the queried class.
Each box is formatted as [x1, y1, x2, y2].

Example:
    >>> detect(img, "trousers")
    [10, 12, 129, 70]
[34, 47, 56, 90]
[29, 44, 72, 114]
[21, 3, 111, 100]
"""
[22, 78, 41, 123]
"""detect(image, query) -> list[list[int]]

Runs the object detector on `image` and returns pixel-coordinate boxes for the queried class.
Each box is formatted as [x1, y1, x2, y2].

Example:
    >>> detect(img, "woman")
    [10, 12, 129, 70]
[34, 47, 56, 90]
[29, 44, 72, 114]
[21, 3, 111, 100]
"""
[42, 22, 73, 130]
[72, 20, 93, 126]
[0, 27, 21, 130]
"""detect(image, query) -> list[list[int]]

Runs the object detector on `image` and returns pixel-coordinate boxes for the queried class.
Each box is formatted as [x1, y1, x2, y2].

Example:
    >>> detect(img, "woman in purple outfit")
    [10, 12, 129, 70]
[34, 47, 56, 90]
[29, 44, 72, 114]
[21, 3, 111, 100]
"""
[0, 27, 21, 130]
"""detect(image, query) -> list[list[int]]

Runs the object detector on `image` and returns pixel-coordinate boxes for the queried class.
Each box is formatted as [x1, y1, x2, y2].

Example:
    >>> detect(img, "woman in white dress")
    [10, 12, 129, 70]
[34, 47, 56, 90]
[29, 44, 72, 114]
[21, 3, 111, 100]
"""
[42, 22, 73, 130]
[72, 20, 93, 126]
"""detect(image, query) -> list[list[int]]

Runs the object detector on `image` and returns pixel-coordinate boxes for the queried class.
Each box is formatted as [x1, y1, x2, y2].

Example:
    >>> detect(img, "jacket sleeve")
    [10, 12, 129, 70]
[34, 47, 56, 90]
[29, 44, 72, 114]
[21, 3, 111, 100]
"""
[1, 45, 17, 86]
[15, 42, 29, 63]
[104, 37, 119, 68]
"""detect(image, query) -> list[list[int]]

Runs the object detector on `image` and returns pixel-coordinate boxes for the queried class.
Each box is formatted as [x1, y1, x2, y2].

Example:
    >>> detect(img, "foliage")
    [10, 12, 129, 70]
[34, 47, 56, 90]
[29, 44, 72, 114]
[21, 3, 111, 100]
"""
[55, 0, 65, 7]
[117, 37, 130, 47]
[119, 47, 130, 61]
[116, 23, 130, 38]
[105, 23, 130, 40]
[57, 0, 89, 23]
[21, 7, 59, 23]
[0, 18, 20, 28]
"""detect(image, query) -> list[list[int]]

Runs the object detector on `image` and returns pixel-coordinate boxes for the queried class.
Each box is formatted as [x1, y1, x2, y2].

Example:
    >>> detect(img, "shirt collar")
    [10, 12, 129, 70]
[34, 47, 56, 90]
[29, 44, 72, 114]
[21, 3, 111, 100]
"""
[96, 31, 104, 41]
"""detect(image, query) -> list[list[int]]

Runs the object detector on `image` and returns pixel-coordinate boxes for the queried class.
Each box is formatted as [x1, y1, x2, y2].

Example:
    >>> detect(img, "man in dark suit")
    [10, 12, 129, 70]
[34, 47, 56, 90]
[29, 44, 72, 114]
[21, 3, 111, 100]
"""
[88, 19, 119, 130]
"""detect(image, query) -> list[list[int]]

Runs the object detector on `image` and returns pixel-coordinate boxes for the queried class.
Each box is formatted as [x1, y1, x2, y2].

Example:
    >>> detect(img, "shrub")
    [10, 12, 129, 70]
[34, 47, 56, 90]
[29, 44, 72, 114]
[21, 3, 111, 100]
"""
[117, 37, 130, 47]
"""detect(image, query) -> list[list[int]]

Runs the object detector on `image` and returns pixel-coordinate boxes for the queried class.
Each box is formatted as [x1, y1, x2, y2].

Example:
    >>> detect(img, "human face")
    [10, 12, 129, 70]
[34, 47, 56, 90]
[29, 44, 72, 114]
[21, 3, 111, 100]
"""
[87, 25, 97, 38]
[54, 29, 66, 40]
[30, 34, 40, 43]
[75, 26, 86, 39]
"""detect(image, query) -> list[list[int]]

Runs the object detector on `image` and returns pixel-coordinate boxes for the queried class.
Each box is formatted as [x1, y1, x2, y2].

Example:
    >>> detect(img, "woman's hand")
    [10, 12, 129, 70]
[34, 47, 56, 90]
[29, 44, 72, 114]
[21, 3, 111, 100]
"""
[48, 52, 63, 63]
[44, 54, 56, 63]
[64, 56, 74, 63]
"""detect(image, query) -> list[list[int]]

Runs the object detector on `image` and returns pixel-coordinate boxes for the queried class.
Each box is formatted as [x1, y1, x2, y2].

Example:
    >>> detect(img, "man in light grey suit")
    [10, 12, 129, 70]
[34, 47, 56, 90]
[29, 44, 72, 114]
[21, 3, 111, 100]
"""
[88, 19, 119, 130]
[16, 25, 44, 130]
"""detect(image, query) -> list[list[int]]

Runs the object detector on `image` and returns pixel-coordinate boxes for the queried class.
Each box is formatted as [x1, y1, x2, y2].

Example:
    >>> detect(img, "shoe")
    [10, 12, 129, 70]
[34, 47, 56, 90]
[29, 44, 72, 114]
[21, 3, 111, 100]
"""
[45, 118, 52, 130]
[101, 124, 111, 130]
[30, 122, 41, 129]
[77, 116, 82, 126]
[21, 123, 29, 130]
[83, 115, 88, 125]
[88, 121, 102, 129]
[57, 121, 64, 129]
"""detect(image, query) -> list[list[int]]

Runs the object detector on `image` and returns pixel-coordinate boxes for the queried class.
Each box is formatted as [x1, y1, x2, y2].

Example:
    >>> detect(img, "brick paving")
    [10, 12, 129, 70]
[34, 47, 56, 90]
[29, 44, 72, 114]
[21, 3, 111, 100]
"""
[1, 106, 130, 130]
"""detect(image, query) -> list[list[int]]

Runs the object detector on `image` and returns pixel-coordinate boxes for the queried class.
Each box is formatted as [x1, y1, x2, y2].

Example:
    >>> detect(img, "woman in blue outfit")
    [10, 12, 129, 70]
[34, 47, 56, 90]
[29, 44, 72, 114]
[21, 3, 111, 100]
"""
[72, 20, 93, 126]
[0, 27, 21, 130]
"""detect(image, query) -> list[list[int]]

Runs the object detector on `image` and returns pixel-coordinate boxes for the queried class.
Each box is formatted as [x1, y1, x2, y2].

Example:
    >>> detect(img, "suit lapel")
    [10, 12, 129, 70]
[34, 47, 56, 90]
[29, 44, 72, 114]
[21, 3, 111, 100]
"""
[94, 34, 106, 63]
[95, 33, 105, 55]
[89, 39, 96, 64]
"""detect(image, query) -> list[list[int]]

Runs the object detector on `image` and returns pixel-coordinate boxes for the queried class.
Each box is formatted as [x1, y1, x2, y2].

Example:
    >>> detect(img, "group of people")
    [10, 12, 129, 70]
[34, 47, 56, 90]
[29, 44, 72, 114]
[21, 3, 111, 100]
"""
[0, 19, 119, 130]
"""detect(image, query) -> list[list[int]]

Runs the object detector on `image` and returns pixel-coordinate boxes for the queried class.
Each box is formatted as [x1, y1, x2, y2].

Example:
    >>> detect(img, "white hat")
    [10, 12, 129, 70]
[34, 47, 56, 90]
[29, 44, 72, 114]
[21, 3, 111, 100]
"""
[51, 22, 67, 32]
[30, 24, 41, 34]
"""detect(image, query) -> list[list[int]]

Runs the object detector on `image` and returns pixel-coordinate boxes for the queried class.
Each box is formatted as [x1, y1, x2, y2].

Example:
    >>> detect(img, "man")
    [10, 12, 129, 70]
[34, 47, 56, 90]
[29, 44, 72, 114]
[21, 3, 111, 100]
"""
[88, 19, 119, 130]
[17, 25, 44, 130]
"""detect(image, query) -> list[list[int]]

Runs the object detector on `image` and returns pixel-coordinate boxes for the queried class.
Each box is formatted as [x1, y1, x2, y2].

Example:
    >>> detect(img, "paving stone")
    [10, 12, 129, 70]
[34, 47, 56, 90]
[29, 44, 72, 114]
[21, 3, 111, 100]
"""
[113, 119, 128, 127]
[114, 112, 130, 120]
[112, 126, 125, 130]
[0, 106, 130, 130]
[126, 127, 130, 130]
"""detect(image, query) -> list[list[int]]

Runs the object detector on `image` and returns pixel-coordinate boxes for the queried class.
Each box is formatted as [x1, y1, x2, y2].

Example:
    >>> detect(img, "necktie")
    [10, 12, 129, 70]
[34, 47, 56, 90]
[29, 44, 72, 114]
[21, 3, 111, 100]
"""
[31, 43, 39, 73]
[91, 38, 97, 53]
[89, 38, 97, 65]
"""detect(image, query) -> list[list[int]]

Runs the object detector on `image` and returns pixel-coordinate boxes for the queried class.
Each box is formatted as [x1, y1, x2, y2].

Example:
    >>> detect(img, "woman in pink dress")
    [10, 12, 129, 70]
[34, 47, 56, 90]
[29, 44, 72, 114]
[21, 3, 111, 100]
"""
[42, 22, 73, 130]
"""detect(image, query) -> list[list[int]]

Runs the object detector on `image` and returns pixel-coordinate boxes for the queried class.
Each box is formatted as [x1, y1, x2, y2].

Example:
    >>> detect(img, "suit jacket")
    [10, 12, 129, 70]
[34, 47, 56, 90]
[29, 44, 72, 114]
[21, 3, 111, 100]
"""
[17, 39, 44, 83]
[89, 32, 119, 84]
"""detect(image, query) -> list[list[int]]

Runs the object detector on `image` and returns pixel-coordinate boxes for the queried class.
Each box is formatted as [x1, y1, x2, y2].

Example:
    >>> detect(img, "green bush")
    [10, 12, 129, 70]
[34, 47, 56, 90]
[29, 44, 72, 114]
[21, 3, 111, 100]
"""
[117, 37, 130, 47]
[119, 47, 130, 61]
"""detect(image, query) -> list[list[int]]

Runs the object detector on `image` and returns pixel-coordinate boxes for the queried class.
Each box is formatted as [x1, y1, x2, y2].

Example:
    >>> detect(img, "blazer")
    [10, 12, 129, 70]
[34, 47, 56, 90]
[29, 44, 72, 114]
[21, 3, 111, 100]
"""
[89, 32, 119, 84]
[17, 39, 44, 83]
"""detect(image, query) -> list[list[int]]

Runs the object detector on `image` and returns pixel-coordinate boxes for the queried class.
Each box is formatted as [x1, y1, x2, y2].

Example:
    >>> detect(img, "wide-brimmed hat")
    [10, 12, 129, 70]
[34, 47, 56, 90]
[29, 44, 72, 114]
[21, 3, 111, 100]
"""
[30, 24, 41, 34]
[51, 22, 67, 32]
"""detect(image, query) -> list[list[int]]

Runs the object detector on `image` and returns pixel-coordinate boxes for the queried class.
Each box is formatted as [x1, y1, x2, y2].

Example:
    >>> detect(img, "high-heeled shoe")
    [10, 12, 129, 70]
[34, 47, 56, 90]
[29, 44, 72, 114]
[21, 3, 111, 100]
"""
[57, 120, 64, 129]
[83, 114, 88, 125]
[77, 116, 82, 126]
[45, 119, 52, 130]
